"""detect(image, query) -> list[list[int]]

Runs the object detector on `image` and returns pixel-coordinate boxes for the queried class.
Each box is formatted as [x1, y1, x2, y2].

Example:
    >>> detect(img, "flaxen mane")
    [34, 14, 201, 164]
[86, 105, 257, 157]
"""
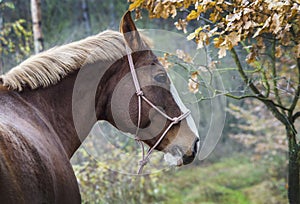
[0, 30, 128, 91]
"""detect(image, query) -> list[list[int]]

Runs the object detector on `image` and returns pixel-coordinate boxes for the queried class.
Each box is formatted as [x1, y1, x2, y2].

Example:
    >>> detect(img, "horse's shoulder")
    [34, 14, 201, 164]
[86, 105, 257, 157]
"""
[0, 120, 81, 203]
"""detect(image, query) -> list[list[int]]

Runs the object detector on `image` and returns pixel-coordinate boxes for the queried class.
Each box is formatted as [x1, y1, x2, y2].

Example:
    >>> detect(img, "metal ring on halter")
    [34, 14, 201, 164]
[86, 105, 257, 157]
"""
[125, 45, 191, 174]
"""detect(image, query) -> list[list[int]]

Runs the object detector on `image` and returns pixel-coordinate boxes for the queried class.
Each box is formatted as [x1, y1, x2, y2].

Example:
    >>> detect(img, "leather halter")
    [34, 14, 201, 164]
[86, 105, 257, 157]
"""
[125, 46, 191, 174]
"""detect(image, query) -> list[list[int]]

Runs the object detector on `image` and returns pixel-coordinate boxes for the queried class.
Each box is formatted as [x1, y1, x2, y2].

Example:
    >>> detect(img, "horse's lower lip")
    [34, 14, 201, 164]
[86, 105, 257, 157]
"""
[182, 154, 195, 165]
[163, 152, 183, 166]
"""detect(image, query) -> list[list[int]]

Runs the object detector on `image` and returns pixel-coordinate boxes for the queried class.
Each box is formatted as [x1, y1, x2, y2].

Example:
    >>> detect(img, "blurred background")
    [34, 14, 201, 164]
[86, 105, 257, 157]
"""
[1, 0, 289, 203]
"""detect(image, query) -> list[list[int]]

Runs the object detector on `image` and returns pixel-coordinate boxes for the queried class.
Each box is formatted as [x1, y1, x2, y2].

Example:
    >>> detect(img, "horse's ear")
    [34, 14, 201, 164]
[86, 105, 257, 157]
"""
[120, 11, 147, 52]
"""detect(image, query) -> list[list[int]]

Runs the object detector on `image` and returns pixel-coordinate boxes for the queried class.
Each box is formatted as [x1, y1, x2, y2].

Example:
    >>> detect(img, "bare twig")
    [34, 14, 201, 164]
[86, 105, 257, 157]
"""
[289, 58, 300, 117]
[292, 111, 300, 122]
[271, 39, 283, 109]
[230, 48, 288, 125]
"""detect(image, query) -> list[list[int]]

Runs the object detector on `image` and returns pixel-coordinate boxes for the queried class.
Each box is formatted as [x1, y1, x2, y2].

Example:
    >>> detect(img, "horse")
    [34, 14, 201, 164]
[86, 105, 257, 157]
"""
[0, 11, 199, 203]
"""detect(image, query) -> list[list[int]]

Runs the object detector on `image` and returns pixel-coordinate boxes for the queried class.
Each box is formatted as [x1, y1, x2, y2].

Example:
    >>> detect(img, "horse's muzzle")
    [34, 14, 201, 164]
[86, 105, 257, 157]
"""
[182, 137, 199, 165]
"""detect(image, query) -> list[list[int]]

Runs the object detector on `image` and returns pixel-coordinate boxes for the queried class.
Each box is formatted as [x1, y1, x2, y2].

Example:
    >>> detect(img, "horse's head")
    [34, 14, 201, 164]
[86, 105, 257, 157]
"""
[101, 11, 199, 167]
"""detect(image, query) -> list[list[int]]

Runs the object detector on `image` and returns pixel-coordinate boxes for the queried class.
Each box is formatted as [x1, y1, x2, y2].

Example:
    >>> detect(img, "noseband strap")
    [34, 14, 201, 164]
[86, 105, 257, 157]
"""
[126, 46, 190, 174]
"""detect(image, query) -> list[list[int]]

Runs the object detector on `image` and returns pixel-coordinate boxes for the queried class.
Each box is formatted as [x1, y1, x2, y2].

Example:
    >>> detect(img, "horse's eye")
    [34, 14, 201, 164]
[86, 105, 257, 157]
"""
[154, 73, 167, 83]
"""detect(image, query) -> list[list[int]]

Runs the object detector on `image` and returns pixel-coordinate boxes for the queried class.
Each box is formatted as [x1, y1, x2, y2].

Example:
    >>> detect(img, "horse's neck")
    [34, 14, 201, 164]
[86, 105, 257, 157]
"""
[16, 58, 129, 158]
[19, 72, 82, 158]
[17, 61, 126, 158]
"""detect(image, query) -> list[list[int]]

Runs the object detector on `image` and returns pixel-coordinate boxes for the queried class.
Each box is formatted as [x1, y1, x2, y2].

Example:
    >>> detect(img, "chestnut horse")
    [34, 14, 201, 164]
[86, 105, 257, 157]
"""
[0, 12, 199, 203]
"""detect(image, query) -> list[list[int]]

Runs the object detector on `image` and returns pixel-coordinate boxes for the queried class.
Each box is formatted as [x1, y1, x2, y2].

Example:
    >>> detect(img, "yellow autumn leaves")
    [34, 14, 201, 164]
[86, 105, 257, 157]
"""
[129, 0, 300, 59]
[129, 0, 300, 96]
[129, 0, 178, 19]
[128, 0, 144, 11]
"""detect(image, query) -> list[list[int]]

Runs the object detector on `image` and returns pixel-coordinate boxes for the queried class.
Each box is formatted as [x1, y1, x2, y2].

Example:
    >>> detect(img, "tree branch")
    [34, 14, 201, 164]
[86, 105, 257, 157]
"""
[289, 58, 300, 117]
[271, 39, 283, 107]
[224, 92, 290, 111]
[230, 48, 288, 125]
[262, 68, 270, 97]
[230, 48, 264, 97]
[292, 111, 300, 122]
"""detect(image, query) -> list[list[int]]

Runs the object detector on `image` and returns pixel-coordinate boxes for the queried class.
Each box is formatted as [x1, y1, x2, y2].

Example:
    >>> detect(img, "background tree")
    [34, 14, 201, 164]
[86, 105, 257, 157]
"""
[0, 1, 3, 73]
[81, 0, 91, 35]
[128, 0, 300, 203]
[31, 0, 43, 53]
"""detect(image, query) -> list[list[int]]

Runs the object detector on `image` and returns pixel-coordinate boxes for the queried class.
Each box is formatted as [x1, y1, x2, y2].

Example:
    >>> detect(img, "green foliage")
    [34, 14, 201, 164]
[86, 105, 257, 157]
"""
[0, 1, 32, 71]
[72, 148, 287, 203]
[72, 148, 166, 204]
[0, 1, 14, 10]
[71, 121, 168, 203]
[161, 155, 287, 204]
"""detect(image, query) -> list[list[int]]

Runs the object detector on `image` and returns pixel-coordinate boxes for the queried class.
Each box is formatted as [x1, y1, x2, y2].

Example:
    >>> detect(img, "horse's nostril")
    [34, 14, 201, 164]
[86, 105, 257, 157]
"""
[193, 138, 199, 155]
[182, 139, 199, 165]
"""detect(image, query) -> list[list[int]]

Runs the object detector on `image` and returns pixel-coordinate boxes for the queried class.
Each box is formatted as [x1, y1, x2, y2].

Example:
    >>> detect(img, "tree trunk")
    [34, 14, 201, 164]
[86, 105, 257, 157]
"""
[81, 0, 91, 35]
[31, 0, 44, 54]
[0, 9, 3, 74]
[109, 1, 116, 29]
[287, 126, 300, 204]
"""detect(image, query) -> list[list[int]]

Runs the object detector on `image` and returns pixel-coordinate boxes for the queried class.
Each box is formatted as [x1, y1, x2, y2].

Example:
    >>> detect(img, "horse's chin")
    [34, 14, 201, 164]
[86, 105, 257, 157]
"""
[163, 153, 183, 166]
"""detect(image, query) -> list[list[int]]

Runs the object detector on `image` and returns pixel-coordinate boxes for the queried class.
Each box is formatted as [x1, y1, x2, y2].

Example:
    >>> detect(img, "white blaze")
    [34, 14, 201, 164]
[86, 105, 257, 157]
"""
[164, 83, 200, 166]
[170, 83, 199, 139]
